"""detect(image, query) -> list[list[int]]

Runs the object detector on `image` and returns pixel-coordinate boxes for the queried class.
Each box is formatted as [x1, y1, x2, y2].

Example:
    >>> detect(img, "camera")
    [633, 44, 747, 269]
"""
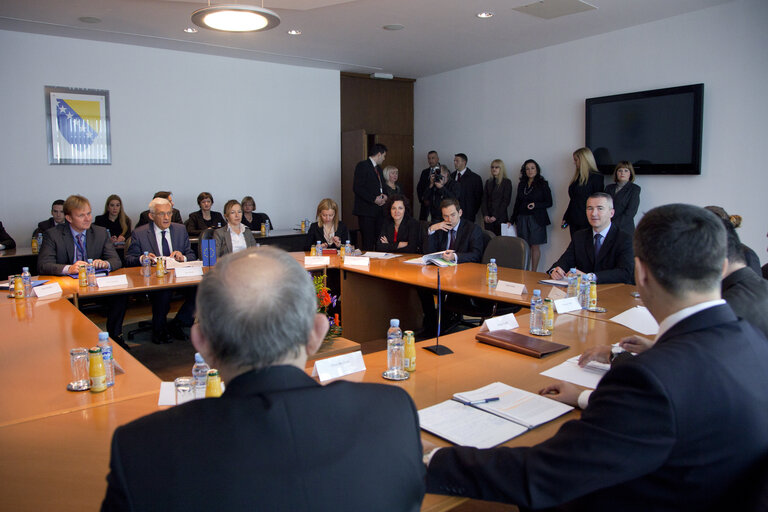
[431, 169, 443, 183]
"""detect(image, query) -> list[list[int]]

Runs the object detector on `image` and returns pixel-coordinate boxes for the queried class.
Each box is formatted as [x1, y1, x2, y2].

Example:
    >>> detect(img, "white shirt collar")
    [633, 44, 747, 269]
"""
[654, 299, 726, 341]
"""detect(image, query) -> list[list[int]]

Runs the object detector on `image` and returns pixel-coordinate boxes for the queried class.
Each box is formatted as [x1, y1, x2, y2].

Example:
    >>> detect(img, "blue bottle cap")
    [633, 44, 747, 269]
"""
[390, 319, 400, 327]
[98, 332, 109, 342]
[195, 353, 205, 363]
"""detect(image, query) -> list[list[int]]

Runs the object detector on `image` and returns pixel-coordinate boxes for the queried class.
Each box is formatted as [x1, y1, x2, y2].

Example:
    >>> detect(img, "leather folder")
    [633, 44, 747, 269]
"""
[475, 330, 568, 358]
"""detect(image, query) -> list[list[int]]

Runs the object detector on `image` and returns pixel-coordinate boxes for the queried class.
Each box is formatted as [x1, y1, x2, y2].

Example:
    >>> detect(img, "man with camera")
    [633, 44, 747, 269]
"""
[424, 164, 460, 223]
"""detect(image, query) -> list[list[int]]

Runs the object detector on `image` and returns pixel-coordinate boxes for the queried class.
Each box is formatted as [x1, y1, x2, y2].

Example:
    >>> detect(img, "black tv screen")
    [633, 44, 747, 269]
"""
[585, 84, 703, 175]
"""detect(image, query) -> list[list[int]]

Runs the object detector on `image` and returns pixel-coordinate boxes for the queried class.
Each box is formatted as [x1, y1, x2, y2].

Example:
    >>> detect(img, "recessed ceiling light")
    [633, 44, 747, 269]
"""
[78, 16, 101, 24]
[476, 12, 494, 19]
[287, 29, 302, 35]
[183, 27, 198, 33]
[382, 24, 405, 31]
[191, 4, 280, 33]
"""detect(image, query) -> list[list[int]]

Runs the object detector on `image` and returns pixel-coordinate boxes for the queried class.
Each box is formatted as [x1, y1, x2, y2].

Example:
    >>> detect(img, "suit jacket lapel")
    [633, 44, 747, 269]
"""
[148, 225, 161, 256]
[596, 225, 618, 265]
[62, 227, 75, 264]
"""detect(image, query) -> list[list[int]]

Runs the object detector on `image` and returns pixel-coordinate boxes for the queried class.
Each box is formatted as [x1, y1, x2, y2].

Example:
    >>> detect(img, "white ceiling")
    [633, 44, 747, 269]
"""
[0, 0, 731, 78]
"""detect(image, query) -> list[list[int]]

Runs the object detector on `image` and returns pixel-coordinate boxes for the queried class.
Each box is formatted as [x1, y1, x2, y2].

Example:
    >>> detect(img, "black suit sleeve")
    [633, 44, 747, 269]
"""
[456, 223, 484, 263]
[0, 222, 16, 249]
[124, 229, 144, 267]
[549, 240, 577, 274]
[98, 233, 123, 271]
[594, 230, 634, 284]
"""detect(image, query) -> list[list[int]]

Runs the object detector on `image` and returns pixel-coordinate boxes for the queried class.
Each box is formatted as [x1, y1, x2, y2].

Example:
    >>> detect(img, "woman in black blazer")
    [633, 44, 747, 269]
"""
[185, 192, 226, 237]
[376, 194, 422, 253]
[94, 194, 132, 245]
[563, 147, 604, 237]
[240, 195, 272, 232]
[481, 159, 513, 236]
[305, 198, 349, 250]
[510, 159, 553, 272]
[605, 161, 641, 235]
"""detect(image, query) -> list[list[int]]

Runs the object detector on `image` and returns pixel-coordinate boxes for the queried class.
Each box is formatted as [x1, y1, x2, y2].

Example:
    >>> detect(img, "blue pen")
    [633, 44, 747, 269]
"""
[466, 397, 499, 405]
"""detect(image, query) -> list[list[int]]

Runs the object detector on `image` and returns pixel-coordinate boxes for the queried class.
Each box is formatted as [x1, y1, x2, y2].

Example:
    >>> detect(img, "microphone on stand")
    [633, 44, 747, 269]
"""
[424, 266, 453, 355]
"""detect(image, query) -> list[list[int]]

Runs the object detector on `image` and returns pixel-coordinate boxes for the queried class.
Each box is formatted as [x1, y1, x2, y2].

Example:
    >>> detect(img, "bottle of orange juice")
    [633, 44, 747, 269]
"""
[205, 369, 223, 398]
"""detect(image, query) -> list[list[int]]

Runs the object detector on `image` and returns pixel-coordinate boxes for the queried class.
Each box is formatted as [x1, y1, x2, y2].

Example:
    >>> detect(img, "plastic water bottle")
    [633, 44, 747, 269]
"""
[141, 251, 151, 277]
[21, 267, 32, 298]
[579, 275, 591, 309]
[37, 232, 43, 249]
[345, 240, 352, 257]
[487, 258, 498, 288]
[383, 319, 408, 380]
[97, 331, 115, 387]
[86, 259, 97, 287]
[315, 240, 323, 255]
[529, 289, 544, 335]
[566, 273, 579, 298]
[192, 353, 210, 399]
[265, 219, 271, 235]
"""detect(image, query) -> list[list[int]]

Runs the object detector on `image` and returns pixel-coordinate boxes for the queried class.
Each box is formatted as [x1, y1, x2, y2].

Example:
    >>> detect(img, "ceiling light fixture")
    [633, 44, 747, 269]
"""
[184, 27, 198, 33]
[476, 12, 494, 18]
[382, 24, 404, 31]
[287, 29, 302, 35]
[191, 3, 280, 33]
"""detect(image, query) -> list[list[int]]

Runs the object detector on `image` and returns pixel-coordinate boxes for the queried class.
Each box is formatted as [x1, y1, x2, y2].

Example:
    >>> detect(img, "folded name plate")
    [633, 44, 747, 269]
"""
[312, 351, 365, 382]
[96, 275, 129, 288]
[475, 330, 568, 358]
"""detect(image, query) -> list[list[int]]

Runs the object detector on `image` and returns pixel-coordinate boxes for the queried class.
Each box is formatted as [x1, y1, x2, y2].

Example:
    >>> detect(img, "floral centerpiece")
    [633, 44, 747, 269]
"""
[313, 273, 341, 341]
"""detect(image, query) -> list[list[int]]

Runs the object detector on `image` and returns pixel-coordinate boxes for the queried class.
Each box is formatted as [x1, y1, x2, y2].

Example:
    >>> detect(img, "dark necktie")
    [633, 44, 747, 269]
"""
[594, 233, 603, 258]
[75, 233, 86, 262]
[161, 230, 171, 257]
[456, 172, 462, 183]
[449, 229, 456, 250]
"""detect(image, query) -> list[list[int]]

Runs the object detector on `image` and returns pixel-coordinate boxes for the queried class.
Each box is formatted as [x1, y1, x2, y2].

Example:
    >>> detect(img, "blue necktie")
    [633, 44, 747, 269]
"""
[75, 233, 86, 262]
[449, 229, 456, 250]
[594, 233, 603, 258]
[161, 230, 171, 257]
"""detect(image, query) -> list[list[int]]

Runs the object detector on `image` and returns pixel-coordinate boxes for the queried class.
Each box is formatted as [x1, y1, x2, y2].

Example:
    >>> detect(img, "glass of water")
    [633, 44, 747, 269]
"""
[174, 377, 195, 405]
[67, 348, 90, 391]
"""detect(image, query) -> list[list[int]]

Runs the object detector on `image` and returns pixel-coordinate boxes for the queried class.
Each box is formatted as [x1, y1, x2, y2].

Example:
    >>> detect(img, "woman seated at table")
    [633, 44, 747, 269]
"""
[376, 194, 421, 254]
[95, 194, 132, 245]
[0, 220, 15, 250]
[240, 195, 272, 231]
[382, 165, 401, 198]
[214, 200, 258, 258]
[185, 192, 225, 237]
[305, 198, 349, 250]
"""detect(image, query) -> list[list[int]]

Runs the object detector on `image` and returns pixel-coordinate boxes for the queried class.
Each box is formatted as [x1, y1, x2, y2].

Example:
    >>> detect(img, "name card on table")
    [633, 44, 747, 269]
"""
[343, 256, 370, 267]
[495, 281, 527, 296]
[304, 256, 330, 267]
[479, 312, 519, 332]
[312, 351, 366, 382]
[174, 266, 204, 277]
[33, 282, 63, 297]
[554, 296, 582, 314]
[96, 274, 129, 288]
[547, 286, 567, 300]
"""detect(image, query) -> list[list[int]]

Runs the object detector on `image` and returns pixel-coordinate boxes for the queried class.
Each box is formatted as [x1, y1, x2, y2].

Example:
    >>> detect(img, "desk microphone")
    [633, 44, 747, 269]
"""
[423, 266, 453, 356]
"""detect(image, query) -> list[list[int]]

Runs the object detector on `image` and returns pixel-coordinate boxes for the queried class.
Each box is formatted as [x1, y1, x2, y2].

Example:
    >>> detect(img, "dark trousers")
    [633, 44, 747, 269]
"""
[419, 202, 430, 221]
[151, 289, 196, 334]
[106, 295, 128, 340]
[357, 214, 383, 251]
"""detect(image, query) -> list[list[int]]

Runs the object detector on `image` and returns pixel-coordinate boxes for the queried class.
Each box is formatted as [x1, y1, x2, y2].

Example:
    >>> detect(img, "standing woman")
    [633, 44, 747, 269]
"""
[563, 147, 604, 236]
[376, 194, 422, 253]
[510, 159, 552, 272]
[306, 198, 349, 250]
[95, 194, 132, 245]
[382, 165, 401, 198]
[606, 161, 641, 235]
[214, 200, 257, 258]
[185, 192, 226, 237]
[481, 159, 513, 236]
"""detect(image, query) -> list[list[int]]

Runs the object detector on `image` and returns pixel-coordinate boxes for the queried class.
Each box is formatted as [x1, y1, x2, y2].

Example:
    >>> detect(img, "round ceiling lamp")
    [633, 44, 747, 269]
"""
[191, 4, 281, 32]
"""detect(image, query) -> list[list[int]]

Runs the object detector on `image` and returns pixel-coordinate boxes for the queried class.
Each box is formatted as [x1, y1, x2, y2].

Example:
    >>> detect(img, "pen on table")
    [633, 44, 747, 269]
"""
[465, 397, 499, 405]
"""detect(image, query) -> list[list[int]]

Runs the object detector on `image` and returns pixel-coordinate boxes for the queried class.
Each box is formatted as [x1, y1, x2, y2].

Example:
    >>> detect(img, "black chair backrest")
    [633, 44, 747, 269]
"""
[482, 236, 530, 270]
[481, 229, 495, 253]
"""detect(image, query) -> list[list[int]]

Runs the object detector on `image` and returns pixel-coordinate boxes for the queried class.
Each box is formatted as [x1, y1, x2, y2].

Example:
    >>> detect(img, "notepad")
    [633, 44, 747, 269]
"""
[403, 251, 455, 267]
[475, 330, 569, 358]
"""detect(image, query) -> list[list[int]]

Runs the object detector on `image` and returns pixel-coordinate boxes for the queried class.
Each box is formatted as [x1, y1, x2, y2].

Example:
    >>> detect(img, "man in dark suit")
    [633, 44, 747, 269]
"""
[548, 192, 634, 284]
[451, 153, 483, 223]
[37, 195, 127, 345]
[353, 143, 388, 251]
[416, 150, 441, 221]
[102, 246, 426, 511]
[126, 198, 196, 343]
[425, 204, 768, 510]
[135, 191, 182, 228]
[34, 199, 66, 236]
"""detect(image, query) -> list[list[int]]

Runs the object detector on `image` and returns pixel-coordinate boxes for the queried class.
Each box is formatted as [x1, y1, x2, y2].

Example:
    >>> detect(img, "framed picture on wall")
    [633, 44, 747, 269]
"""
[45, 86, 111, 165]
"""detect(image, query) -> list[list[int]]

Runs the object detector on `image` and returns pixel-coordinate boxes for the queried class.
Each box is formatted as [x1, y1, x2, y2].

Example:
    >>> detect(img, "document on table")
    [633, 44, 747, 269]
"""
[540, 356, 610, 389]
[403, 251, 455, 267]
[363, 252, 400, 259]
[539, 278, 568, 287]
[610, 306, 659, 335]
[419, 400, 528, 448]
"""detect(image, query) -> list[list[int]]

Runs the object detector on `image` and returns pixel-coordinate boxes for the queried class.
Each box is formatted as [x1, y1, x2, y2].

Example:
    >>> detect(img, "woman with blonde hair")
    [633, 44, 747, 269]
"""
[481, 159, 513, 236]
[305, 198, 349, 250]
[95, 194, 132, 244]
[562, 147, 604, 236]
[382, 165, 401, 198]
[606, 161, 641, 234]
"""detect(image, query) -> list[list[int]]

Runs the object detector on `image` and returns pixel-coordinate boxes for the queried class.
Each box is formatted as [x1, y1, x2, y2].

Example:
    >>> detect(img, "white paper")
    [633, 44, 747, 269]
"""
[164, 259, 203, 269]
[547, 286, 567, 300]
[500, 223, 517, 237]
[610, 306, 659, 335]
[495, 280, 527, 296]
[174, 266, 204, 277]
[554, 296, 582, 314]
[480, 312, 519, 332]
[418, 400, 528, 448]
[312, 351, 365, 382]
[304, 256, 330, 267]
[363, 252, 399, 259]
[33, 282, 63, 297]
[96, 274, 129, 288]
[540, 356, 609, 389]
[343, 256, 370, 267]
[158, 382, 176, 406]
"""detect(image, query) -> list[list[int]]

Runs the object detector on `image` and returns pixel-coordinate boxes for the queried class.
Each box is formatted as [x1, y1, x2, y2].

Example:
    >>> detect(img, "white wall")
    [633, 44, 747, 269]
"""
[414, 0, 768, 269]
[0, 30, 340, 243]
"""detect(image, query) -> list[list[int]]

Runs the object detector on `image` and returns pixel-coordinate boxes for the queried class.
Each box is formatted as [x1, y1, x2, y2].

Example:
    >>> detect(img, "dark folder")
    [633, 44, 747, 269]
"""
[475, 330, 569, 358]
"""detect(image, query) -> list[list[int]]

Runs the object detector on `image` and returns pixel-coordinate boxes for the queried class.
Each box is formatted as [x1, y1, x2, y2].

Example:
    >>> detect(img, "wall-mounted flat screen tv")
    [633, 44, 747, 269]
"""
[585, 83, 703, 175]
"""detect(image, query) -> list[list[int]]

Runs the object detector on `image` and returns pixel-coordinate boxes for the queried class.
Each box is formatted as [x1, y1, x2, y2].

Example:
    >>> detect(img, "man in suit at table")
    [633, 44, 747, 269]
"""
[34, 199, 66, 236]
[37, 195, 127, 346]
[548, 192, 634, 284]
[416, 150, 441, 221]
[135, 191, 182, 228]
[125, 197, 196, 344]
[102, 246, 426, 511]
[353, 143, 388, 251]
[425, 204, 768, 511]
[451, 153, 483, 223]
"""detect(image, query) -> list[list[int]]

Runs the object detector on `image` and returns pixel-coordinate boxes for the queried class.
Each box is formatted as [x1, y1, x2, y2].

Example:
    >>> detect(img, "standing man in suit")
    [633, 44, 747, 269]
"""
[126, 198, 196, 344]
[34, 199, 66, 236]
[135, 191, 183, 228]
[37, 195, 127, 346]
[102, 246, 426, 511]
[548, 192, 634, 284]
[451, 153, 483, 224]
[416, 150, 441, 221]
[353, 143, 388, 251]
[425, 204, 768, 510]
